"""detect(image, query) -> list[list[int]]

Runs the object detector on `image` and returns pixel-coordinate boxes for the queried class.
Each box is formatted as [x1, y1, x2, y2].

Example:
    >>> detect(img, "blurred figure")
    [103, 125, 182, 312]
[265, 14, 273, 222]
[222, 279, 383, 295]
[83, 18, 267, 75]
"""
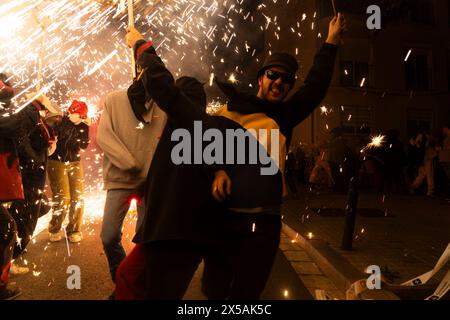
[294, 145, 306, 184]
[410, 132, 438, 196]
[309, 139, 334, 191]
[328, 127, 356, 193]
[0, 74, 40, 299]
[438, 124, 450, 195]
[9, 94, 61, 274]
[380, 130, 406, 193]
[406, 131, 425, 187]
[47, 100, 90, 243]
[285, 150, 299, 197]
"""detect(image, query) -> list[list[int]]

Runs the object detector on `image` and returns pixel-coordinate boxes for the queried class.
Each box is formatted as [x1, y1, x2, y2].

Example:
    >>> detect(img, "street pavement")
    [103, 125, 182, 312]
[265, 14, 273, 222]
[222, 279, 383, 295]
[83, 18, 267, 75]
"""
[282, 188, 450, 288]
[10, 207, 314, 300]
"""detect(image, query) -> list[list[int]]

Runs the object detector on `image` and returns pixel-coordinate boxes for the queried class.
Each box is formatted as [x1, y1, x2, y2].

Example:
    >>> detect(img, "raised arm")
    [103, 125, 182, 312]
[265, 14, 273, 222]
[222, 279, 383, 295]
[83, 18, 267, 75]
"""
[282, 13, 346, 129]
[126, 27, 207, 126]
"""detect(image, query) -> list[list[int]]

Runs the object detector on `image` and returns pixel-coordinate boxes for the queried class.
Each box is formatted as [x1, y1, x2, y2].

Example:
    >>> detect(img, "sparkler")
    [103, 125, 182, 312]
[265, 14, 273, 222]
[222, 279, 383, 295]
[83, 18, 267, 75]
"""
[404, 49, 412, 62]
[331, 0, 337, 16]
[360, 134, 386, 153]
[127, 0, 136, 77]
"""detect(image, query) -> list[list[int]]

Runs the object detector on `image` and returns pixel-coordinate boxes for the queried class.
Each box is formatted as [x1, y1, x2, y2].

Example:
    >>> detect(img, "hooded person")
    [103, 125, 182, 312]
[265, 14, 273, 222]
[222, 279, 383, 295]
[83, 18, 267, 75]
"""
[9, 93, 62, 271]
[0, 73, 40, 299]
[114, 73, 229, 299]
[47, 100, 90, 244]
[96, 78, 167, 289]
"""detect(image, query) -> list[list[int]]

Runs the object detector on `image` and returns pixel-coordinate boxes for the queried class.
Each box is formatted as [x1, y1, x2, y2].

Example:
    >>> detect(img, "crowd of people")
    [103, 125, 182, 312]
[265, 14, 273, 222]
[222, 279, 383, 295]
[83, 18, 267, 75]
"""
[286, 126, 450, 197]
[0, 77, 90, 299]
[1, 7, 449, 300]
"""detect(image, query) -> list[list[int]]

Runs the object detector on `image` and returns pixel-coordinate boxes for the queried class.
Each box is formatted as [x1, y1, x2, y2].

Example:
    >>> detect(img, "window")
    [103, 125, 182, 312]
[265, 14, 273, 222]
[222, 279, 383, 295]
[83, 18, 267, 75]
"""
[339, 105, 374, 136]
[448, 0, 450, 27]
[410, 0, 434, 25]
[340, 61, 369, 87]
[407, 107, 432, 137]
[405, 53, 430, 90]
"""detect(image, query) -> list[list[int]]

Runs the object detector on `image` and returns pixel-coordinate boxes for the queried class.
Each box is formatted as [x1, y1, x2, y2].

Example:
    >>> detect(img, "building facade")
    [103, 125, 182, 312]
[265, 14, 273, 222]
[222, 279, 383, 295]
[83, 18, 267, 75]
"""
[262, 0, 450, 149]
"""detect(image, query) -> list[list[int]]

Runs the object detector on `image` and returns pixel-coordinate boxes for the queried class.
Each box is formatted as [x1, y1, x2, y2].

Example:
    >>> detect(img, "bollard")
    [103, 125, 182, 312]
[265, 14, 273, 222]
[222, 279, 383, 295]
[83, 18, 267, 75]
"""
[342, 177, 359, 250]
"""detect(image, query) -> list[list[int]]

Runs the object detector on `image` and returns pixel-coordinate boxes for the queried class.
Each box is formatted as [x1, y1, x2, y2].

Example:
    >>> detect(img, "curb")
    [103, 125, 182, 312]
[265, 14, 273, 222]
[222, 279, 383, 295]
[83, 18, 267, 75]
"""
[282, 223, 404, 300]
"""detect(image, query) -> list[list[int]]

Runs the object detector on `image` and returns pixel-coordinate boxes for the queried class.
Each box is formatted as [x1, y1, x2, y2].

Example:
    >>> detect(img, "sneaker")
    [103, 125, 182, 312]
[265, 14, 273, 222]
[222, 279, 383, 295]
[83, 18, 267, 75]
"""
[68, 234, 82, 243]
[49, 233, 62, 242]
[9, 263, 29, 275]
[0, 286, 22, 300]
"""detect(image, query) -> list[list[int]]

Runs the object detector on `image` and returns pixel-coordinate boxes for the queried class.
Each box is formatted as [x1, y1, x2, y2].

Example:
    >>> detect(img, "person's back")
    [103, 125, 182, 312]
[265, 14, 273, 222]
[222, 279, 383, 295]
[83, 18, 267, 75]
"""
[98, 90, 166, 191]
[97, 90, 166, 283]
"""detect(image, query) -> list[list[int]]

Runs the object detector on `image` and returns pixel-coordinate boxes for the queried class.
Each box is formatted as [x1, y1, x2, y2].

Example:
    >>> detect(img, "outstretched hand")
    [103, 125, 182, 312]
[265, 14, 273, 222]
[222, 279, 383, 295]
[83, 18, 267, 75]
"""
[326, 13, 347, 45]
[212, 170, 231, 202]
[125, 26, 144, 49]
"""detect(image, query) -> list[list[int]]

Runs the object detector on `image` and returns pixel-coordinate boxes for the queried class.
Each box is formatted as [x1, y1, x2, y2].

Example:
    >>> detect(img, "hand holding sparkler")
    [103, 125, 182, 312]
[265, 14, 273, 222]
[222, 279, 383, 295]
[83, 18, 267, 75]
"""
[326, 13, 347, 46]
[125, 26, 144, 49]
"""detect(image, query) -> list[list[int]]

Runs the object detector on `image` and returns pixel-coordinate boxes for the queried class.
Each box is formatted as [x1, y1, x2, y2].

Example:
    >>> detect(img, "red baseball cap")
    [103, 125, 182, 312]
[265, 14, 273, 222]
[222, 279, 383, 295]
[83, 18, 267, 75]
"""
[68, 100, 88, 118]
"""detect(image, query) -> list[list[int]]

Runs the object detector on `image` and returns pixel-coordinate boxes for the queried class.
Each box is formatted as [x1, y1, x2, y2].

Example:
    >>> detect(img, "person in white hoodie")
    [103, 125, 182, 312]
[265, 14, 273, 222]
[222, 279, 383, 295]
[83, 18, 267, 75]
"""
[96, 89, 166, 283]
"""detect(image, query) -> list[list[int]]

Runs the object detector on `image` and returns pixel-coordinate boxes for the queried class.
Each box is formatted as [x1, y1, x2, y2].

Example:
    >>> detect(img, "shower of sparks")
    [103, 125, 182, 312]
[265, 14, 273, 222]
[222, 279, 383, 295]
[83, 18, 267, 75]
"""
[404, 49, 412, 62]
[63, 227, 71, 257]
[228, 73, 238, 84]
[206, 100, 223, 115]
[1, 2, 333, 289]
[1, 0, 316, 230]
[320, 105, 329, 115]
[360, 77, 366, 87]
[361, 135, 386, 153]
[369, 135, 385, 148]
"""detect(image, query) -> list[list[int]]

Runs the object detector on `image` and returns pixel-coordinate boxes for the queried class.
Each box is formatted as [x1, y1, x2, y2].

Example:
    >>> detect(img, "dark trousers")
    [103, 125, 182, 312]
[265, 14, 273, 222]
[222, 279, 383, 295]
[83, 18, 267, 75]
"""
[142, 240, 213, 300]
[9, 198, 41, 259]
[9, 165, 46, 259]
[203, 211, 281, 300]
[0, 206, 17, 290]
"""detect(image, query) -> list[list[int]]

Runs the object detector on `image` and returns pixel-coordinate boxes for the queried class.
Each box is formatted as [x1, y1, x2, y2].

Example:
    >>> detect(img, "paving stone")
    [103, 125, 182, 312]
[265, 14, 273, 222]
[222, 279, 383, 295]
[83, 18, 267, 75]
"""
[279, 242, 302, 252]
[291, 261, 323, 275]
[300, 275, 339, 291]
[281, 188, 450, 295]
[283, 250, 312, 262]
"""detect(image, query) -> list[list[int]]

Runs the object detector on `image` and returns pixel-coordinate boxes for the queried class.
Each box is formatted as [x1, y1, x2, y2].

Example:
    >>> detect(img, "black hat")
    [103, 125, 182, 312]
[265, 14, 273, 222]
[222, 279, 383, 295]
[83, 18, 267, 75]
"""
[176, 76, 207, 111]
[257, 52, 299, 79]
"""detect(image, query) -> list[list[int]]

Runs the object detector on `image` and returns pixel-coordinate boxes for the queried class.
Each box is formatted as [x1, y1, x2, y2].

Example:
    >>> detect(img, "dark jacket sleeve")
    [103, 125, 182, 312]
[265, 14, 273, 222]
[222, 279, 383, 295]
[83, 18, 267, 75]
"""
[135, 42, 208, 126]
[135, 42, 224, 178]
[0, 104, 39, 138]
[283, 43, 337, 129]
[75, 123, 90, 150]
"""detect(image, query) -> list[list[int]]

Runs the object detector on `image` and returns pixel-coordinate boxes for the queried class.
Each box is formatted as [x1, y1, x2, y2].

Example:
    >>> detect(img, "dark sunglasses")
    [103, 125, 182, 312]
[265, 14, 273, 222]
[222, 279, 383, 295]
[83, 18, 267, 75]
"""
[265, 70, 295, 84]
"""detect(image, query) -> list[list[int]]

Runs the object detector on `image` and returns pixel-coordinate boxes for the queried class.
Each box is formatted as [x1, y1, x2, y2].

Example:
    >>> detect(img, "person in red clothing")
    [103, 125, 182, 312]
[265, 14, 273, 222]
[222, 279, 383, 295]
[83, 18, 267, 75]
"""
[47, 100, 90, 243]
[0, 73, 40, 299]
[115, 245, 146, 300]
